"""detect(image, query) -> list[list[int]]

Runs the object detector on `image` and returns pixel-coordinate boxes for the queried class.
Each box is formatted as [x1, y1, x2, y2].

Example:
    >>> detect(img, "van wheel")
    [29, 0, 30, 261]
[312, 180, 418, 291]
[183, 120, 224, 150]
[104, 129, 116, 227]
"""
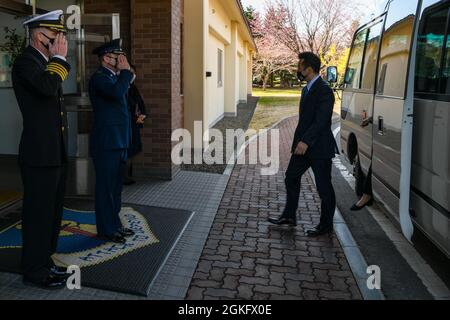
[354, 155, 365, 198]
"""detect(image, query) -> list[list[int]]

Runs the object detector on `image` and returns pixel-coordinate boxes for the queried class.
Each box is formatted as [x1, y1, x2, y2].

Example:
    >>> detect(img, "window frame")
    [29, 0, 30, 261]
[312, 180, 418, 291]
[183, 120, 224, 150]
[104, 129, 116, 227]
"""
[344, 27, 369, 91]
[415, 2, 450, 102]
[375, 1, 419, 99]
[361, 18, 385, 91]
[344, 16, 385, 94]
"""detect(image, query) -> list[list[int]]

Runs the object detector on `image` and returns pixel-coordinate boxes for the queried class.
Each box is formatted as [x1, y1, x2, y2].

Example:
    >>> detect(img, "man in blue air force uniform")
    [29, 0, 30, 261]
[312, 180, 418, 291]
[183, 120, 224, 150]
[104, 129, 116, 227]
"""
[12, 10, 71, 290]
[89, 39, 135, 244]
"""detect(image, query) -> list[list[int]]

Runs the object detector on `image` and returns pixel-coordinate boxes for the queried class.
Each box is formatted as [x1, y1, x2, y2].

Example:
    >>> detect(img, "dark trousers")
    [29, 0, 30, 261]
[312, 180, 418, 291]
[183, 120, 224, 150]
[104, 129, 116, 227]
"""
[20, 165, 67, 281]
[283, 155, 336, 228]
[93, 149, 127, 236]
[364, 166, 373, 196]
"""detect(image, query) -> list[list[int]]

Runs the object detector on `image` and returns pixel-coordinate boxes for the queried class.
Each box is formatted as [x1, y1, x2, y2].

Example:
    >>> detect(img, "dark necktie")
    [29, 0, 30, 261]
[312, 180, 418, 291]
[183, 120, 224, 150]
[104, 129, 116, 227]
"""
[303, 86, 309, 98]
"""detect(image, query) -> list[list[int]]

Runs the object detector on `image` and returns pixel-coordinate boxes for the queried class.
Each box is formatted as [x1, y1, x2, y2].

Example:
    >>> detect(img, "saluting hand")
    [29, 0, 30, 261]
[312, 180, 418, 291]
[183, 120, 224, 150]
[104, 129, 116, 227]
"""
[117, 55, 131, 71]
[49, 33, 68, 58]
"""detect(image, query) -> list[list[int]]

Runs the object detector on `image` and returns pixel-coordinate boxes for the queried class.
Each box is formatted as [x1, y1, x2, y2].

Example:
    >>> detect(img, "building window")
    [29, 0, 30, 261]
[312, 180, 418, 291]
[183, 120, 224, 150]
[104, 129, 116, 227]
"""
[218, 48, 223, 87]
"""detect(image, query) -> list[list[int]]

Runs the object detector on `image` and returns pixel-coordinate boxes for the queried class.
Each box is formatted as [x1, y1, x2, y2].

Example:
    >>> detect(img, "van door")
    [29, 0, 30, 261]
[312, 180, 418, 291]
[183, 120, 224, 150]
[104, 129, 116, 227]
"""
[341, 18, 384, 180]
[372, 1, 420, 217]
[413, 0, 450, 256]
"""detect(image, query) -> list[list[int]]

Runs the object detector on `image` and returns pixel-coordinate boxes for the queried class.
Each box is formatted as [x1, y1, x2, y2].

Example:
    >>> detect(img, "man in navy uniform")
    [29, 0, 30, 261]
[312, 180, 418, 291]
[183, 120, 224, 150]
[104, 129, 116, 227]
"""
[12, 10, 71, 289]
[89, 39, 135, 244]
[268, 52, 339, 236]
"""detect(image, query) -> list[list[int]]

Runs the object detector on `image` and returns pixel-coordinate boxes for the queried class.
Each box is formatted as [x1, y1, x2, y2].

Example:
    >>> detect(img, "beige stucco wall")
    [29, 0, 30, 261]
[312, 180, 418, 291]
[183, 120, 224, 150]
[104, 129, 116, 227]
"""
[183, 0, 208, 140]
[184, 0, 255, 141]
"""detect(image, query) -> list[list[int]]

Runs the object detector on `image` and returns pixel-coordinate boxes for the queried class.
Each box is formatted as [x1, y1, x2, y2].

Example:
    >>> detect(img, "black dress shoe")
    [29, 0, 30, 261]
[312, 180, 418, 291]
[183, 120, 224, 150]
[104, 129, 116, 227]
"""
[23, 275, 66, 290]
[49, 266, 69, 279]
[306, 225, 334, 237]
[350, 198, 374, 211]
[123, 178, 136, 186]
[267, 216, 297, 227]
[99, 233, 127, 244]
[117, 227, 135, 237]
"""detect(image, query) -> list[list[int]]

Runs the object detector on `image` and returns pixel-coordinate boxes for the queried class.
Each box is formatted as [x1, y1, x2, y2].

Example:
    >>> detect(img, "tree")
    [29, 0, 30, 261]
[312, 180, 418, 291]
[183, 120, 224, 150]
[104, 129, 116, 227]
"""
[244, 5, 256, 22]
[248, 6, 297, 90]
[265, 0, 361, 72]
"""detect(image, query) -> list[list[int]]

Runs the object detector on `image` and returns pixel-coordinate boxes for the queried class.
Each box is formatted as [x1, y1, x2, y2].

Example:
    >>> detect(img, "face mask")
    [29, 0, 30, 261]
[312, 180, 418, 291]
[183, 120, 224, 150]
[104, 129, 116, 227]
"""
[297, 70, 307, 82]
[40, 33, 55, 50]
[107, 56, 118, 68]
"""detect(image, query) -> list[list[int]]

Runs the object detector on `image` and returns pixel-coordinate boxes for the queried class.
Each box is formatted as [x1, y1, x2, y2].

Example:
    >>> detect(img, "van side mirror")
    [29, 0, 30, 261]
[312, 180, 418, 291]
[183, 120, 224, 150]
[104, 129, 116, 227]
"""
[326, 66, 338, 83]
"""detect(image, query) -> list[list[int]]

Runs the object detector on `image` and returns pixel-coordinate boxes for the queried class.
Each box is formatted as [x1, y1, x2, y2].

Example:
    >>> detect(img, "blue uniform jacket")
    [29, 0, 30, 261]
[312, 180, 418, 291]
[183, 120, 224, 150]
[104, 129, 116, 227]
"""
[89, 67, 134, 156]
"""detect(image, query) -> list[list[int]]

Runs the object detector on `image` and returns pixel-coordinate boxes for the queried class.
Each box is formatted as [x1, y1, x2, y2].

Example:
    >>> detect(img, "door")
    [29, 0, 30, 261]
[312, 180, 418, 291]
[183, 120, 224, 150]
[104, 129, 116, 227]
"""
[413, 0, 450, 256]
[341, 18, 384, 175]
[372, 0, 419, 223]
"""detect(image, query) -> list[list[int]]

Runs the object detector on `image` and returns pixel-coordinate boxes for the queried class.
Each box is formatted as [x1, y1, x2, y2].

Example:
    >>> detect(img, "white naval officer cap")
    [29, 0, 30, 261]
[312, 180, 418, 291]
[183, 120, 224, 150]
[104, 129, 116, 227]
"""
[23, 10, 67, 33]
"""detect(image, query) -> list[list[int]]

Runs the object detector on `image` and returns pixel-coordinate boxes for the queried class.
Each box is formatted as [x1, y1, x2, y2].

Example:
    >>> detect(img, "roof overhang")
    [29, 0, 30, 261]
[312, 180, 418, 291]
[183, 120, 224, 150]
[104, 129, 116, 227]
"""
[220, 0, 257, 52]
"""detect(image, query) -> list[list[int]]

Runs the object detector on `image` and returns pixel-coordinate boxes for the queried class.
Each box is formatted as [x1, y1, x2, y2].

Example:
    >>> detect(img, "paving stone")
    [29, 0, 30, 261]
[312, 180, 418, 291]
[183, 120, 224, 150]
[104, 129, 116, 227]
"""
[191, 280, 222, 289]
[240, 276, 269, 286]
[223, 275, 239, 290]
[204, 288, 237, 299]
[318, 290, 352, 300]
[254, 285, 285, 295]
[270, 294, 301, 300]
[187, 116, 362, 301]
[253, 292, 271, 300]
[237, 284, 254, 300]
[269, 272, 285, 288]
[209, 268, 226, 282]
[186, 286, 205, 300]
[225, 268, 255, 277]
[302, 289, 320, 300]
[285, 280, 302, 296]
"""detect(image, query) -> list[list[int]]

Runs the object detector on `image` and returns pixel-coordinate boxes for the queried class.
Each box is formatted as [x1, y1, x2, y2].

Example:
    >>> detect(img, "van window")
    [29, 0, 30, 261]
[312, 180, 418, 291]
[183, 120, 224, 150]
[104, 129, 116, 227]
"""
[345, 28, 368, 89]
[362, 21, 384, 90]
[377, 1, 417, 97]
[416, 8, 447, 93]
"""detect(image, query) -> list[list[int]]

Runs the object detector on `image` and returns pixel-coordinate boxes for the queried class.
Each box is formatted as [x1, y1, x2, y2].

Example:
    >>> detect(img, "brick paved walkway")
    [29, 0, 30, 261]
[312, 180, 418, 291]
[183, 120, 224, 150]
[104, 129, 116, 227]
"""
[186, 116, 362, 300]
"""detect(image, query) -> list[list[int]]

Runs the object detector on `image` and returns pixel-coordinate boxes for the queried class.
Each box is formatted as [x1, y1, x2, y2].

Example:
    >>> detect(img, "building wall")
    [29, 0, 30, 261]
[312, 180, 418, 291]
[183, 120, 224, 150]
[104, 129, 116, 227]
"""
[184, 0, 255, 140]
[183, 0, 207, 145]
[130, 0, 182, 179]
[85, 0, 182, 180]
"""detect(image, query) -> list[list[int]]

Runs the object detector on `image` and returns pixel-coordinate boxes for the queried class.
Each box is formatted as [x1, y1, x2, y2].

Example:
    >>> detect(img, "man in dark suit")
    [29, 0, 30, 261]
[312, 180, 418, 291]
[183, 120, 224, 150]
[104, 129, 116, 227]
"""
[12, 10, 71, 289]
[89, 39, 135, 244]
[268, 52, 339, 237]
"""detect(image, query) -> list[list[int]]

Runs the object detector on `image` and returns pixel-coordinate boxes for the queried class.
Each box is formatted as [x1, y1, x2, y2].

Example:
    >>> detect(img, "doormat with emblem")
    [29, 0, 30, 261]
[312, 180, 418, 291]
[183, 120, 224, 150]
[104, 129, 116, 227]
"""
[0, 198, 194, 296]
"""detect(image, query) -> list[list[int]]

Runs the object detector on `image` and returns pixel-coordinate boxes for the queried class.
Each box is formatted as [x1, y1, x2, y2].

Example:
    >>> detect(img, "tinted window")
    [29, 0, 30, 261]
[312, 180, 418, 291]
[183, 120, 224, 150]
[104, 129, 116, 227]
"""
[362, 20, 384, 90]
[416, 8, 447, 93]
[345, 28, 368, 89]
[377, 1, 417, 97]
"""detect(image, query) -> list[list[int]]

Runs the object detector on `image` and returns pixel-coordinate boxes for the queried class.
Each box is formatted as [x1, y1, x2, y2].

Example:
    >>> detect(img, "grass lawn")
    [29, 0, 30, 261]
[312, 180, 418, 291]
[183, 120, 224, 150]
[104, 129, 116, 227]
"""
[248, 87, 301, 133]
[248, 87, 341, 134]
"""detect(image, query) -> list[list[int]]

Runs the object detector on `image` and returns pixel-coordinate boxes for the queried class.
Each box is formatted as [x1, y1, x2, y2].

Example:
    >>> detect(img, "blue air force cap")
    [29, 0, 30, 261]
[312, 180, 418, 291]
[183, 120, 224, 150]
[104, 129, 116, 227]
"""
[92, 39, 125, 57]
